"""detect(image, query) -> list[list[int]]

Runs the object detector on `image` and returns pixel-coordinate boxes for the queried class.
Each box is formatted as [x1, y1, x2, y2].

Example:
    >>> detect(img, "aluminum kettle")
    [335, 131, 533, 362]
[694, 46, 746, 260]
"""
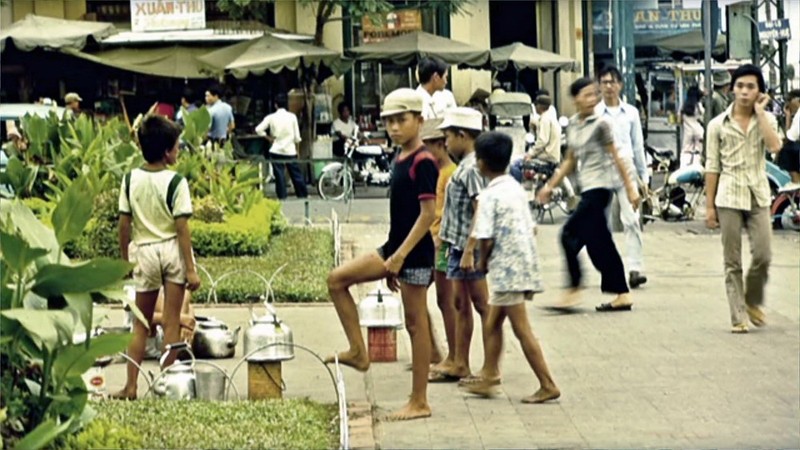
[192, 317, 241, 359]
[152, 343, 196, 400]
[244, 302, 294, 362]
[358, 285, 404, 328]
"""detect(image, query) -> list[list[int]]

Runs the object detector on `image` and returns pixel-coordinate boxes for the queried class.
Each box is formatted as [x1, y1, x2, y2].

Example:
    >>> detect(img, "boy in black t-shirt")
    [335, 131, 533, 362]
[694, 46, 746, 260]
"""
[325, 88, 439, 421]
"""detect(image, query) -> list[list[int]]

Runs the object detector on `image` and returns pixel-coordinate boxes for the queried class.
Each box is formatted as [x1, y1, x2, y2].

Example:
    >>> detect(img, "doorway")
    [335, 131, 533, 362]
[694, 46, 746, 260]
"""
[489, 0, 538, 96]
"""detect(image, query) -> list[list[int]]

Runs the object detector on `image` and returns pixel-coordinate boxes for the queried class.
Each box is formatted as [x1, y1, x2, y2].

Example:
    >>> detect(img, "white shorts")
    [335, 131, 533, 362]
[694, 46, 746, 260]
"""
[489, 291, 534, 307]
[130, 239, 190, 292]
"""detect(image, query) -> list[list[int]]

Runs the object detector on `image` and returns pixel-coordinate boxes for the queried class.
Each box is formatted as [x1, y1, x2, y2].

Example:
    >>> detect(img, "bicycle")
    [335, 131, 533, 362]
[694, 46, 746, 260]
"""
[317, 138, 391, 201]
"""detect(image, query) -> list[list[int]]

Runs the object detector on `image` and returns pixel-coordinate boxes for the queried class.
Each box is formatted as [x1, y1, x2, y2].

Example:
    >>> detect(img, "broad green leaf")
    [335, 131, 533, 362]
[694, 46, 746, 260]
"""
[22, 114, 49, 144]
[46, 376, 88, 420]
[0, 229, 49, 274]
[15, 417, 73, 450]
[31, 259, 133, 298]
[52, 333, 132, 381]
[24, 378, 42, 397]
[62, 292, 93, 338]
[1, 309, 74, 351]
[51, 176, 95, 246]
[0, 199, 67, 262]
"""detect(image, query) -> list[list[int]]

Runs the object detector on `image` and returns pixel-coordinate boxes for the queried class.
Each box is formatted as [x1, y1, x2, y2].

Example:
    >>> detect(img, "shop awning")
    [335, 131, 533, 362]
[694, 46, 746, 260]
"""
[0, 14, 116, 52]
[61, 46, 212, 79]
[651, 30, 726, 55]
[489, 42, 579, 73]
[196, 34, 349, 79]
[345, 31, 489, 67]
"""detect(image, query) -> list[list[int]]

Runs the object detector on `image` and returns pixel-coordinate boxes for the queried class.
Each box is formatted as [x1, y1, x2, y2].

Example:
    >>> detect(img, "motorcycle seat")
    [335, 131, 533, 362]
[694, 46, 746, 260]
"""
[354, 145, 384, 156]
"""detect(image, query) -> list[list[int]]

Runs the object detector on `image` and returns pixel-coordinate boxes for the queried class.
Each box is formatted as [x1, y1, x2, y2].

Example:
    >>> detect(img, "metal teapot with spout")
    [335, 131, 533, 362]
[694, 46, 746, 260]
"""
[152, 343, 196, 400]
[358, 285, 404, 328]
[244, 302, 294, 362]
[192, 317, 241, 359]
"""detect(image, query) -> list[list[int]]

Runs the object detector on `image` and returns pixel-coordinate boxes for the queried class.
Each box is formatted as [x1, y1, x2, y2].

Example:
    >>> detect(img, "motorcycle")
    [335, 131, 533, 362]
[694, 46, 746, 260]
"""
[771, 183, 800, 231]
[317, 134, 393, 200]
[520, 135, 577, 222]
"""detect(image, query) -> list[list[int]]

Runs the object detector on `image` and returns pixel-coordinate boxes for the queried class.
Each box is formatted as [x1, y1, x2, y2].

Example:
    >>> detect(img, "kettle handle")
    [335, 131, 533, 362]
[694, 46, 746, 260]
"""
[159, 342, 195, 369]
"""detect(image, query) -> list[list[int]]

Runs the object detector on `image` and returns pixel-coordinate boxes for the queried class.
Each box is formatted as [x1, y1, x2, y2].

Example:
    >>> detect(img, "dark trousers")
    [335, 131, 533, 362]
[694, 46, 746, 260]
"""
[561, 188, 629, 294]
[270, 153, 308, 200]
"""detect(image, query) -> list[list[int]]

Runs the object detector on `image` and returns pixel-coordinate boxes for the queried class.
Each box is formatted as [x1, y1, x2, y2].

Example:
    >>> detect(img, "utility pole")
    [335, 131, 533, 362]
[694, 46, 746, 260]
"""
[611, 0, 635, 103]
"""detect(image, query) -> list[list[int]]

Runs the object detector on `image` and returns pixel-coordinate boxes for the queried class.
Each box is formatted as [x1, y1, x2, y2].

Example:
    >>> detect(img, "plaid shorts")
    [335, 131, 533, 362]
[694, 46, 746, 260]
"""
[377, 247, 433, 286]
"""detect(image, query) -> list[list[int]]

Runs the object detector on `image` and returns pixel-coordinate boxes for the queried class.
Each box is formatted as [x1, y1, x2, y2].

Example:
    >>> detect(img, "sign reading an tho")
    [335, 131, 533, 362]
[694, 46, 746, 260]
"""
[130, 0, 206, 32]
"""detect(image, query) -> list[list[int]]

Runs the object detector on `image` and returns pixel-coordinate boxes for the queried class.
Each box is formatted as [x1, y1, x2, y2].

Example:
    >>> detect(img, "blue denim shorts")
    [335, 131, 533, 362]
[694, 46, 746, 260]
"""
[376, 247, 433, 286]
[446, 246, 486, 281]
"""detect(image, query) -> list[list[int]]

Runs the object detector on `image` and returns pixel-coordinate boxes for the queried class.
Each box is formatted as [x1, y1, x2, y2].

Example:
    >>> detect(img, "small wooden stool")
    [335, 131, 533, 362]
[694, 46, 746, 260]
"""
[248, 361, 283, 399]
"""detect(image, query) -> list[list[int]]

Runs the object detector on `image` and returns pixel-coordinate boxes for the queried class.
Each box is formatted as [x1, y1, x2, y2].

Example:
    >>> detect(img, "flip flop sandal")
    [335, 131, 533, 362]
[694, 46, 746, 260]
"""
[595, 302, 632, 312]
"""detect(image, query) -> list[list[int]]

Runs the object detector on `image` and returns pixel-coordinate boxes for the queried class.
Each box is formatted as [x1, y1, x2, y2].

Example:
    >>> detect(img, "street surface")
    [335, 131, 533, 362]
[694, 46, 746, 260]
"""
[104, 197, 799, 449]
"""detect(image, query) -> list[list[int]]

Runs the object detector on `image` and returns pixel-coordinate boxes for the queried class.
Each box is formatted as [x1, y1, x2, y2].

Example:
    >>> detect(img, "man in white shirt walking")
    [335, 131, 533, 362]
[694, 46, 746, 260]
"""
[596, 66, 649, 288]
[255, 94, 308, 200]
[416, 57, 452, 120]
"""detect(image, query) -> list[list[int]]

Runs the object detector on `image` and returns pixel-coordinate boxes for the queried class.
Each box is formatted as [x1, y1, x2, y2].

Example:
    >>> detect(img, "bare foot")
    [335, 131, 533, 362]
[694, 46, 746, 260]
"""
[385, 401, 432, 421]
[109, 389, 136, 401]
[521, 386, 561, 404]
[324, 350, 369, 372]
[609, 293, 632, 308]
[552, 288, 582, 309]
[430, 360, 463, 376]
[461, 378, 502, 398]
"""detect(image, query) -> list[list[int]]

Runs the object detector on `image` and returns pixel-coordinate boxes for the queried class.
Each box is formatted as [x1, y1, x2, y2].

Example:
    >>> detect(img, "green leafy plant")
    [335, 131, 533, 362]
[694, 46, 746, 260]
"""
[0, 177, 139, 449]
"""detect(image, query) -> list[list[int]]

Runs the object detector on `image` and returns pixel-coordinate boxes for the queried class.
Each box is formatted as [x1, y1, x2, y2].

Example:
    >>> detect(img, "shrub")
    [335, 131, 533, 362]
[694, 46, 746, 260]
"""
[191, 198, 281, 257]
[66, 399, 337, 450]
[193, 196, 226, 223]
[195, 227, 333, 303]
[58, 420, 142, 449]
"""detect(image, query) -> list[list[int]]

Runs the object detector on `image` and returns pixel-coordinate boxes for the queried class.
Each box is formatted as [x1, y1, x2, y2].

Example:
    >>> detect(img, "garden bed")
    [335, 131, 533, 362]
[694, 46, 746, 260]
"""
[58, 399, 338, 449]
[194, 226, 333, 303]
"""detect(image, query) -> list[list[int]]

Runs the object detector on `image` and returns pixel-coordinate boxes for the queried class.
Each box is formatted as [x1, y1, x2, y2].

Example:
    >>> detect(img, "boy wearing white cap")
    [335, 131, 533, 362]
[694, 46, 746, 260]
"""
[435, 107, 492, 385]
[325, 88, 439, 420]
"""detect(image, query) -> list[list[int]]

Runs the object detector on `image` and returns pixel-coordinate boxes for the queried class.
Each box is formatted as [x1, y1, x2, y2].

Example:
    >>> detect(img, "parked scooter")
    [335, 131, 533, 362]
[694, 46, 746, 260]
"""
[771, 183, 800, 231]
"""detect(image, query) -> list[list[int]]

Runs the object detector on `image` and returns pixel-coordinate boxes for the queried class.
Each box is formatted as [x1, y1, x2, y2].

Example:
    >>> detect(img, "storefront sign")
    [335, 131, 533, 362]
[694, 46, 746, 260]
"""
[594, 8, 702, 33]
[130, 0, 206, 32]
[361, 9, 422, 44]
[757, 19, 791, 41]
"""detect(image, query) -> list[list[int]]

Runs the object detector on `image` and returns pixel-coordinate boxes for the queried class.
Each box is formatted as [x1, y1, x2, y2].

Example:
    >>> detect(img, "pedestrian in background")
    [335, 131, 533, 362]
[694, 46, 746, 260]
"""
[255, 94, 308, 200]
[464, 131, 560, 404]
[680, 86, 705, 168]
[205, 85, 235, 145]
[416, 57, 450, 120]
[538, 77, 640, 312]
[596, 66, 649, 289]
[64, 92, 82, 118]
[705, 64, 782, 334]
[778, 89, 800, 185]
[176, 88, 198, 127]
[709, 71, 732, 120]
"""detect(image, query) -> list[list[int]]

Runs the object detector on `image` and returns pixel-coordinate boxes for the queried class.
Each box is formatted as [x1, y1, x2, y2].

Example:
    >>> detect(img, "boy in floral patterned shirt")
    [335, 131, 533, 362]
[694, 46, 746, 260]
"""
[465, 131, 560, 403]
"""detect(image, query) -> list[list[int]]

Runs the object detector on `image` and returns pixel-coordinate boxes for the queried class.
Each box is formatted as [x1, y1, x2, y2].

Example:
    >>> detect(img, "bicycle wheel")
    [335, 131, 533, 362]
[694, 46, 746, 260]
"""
[317, 168, 352, 201]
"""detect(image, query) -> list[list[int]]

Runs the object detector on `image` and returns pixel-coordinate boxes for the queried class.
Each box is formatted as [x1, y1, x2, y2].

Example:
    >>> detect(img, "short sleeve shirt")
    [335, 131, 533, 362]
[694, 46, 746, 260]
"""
[567, 114, 617, 192]
[119, 168, 192, 245]
[705, 106, 778, 210]
[439, 152, 487, 249]
[207, 100, 234, 140]
[430, 162, 456, 236]
[383, 147, 439, 269]
[473, 175, 543, 293]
